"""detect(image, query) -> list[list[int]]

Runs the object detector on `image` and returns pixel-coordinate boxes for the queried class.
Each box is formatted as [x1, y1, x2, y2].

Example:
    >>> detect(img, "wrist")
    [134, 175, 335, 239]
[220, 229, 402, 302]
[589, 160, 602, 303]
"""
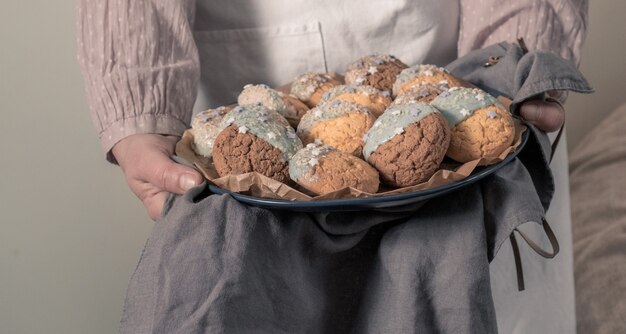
[112, 134, 180, 167]
[98, 114, 189, 164]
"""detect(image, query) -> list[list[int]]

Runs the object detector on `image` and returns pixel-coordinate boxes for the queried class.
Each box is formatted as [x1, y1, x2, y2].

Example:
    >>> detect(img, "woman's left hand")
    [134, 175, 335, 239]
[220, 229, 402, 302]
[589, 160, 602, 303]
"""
[519, 98, 565, 132]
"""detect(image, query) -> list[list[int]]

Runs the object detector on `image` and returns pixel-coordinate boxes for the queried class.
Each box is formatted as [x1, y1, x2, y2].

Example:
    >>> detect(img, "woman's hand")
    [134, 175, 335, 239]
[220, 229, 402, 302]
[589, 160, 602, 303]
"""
[519, 97, 565, 133]
[112, 134, 203, 220]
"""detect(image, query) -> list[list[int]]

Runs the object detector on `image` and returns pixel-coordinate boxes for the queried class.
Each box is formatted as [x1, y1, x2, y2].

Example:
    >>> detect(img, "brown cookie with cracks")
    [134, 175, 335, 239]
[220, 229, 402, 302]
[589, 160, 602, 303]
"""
[392, 64, 470, 97]
[345, 54, 408, 92]
[367, 113, 450, 187]
[391, 84, 444, 107]
[447, 105, 515, 162]
[213, 125, 292, 184]
[289, 145, 379, 195]
[290, 72, 343, 108]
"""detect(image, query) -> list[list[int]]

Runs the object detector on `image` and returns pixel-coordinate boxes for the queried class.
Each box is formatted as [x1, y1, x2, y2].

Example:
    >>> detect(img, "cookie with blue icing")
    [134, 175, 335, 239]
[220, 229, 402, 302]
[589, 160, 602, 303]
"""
[363, 102, 450, 187]
[392, 64, 468, 97]
[190, 105, 233, 159]
[212, 105, 303, 183]
[390, 84, 444, 107]
[344, 54, 408, 92]
[296, 100, 376, 157]
[290, 72, 343, 108]
[289, 143, 379, 195]
[319, 84, 392, 117]
[238, 84, 309, 128]
[431, 87, 515, 162]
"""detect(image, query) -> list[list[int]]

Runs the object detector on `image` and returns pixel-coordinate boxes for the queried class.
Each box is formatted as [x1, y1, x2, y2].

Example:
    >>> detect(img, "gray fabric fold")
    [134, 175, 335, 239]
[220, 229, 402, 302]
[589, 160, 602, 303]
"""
[446, 42, 593, 111]
[121, 185, 501, 334]
[119, 43, 590, 333]
[120, 155, 548, 334]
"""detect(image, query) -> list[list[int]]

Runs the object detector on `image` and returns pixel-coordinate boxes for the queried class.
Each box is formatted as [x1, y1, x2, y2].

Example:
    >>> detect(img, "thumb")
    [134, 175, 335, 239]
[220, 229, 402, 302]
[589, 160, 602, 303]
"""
[149, 154, 204, 194]
[519, 100, 565, 133]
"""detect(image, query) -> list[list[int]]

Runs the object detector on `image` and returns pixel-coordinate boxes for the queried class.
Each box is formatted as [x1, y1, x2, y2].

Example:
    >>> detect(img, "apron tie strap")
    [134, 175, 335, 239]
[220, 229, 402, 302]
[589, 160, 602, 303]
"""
[510, 218, 560, 291]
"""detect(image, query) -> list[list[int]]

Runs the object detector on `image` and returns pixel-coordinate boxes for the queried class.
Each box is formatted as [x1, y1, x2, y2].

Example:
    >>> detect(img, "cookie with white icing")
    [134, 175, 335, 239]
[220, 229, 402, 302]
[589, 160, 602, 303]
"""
[297, 100, 376, 157]
[238, 84, 309, 128]
[320, 84, 392, 117]
[363, 102, 450, 187]
[290, 72, 342, 108]
[190, 106, 232, 159]
[289, 143, 379, 195]
[212, 105, 303, 183]
[392, 64, 468, 97]
[344, 54, 408, 92]
[431, 87, 515, 162]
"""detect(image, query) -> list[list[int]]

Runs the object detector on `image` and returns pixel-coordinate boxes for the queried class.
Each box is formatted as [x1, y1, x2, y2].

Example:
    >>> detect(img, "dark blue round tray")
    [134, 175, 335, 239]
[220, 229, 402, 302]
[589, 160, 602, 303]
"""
[208, 131, 528, 212]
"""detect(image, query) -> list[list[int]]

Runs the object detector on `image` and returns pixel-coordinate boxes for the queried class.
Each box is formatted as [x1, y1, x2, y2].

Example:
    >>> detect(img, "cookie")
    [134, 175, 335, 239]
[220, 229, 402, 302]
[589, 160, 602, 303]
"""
[320, 84, 392, 117]
[238, 84, 309, 128]
[390, 84, 444, 107]
[290, 72, 343, 108]
[392, 64, 468, 97]
[212, 105, 303, 183]
[190, 106, 233, 159]
[363, 102, 450, 187]
[431, 87, 515, 162]
[297, 100, 376, 157]
[344, 54, 408, 92]
[289, 143, 379, 195]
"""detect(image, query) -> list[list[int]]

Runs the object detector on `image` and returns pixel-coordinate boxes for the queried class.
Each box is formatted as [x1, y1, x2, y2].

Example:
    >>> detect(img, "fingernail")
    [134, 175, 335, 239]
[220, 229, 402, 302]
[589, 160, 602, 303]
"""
[180, 174, 199, 190]
[521, 104, 540, 121]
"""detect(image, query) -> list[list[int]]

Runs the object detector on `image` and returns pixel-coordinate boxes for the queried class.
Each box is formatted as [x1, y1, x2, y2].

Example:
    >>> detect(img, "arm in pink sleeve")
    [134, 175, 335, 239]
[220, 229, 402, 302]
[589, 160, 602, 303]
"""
[76, 0, 199, 162]
[458, 0, 588, 65]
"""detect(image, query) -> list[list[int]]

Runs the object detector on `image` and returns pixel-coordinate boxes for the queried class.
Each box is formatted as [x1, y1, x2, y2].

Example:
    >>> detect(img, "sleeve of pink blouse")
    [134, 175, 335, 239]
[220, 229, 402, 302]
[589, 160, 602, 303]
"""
[458, 0, 588, 66]
[76, 0, 200, 162]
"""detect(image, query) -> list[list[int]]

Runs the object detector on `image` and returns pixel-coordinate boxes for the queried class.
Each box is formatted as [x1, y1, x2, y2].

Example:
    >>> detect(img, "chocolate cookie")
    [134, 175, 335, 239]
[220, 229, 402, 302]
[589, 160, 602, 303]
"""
[363, 103, 450, 187]
[431, 87, 515, 162]
[297, 100, 376, 157]
[289, 143, 379, 195]
[238, 84, 309, 128]
[190, 106, 232, 159]
[392, 64, 468, 97]
[212, 105, 303, 183]
[344, 54, 408, 92]
[290, 72, 343, 108]
[320, 84, 392, 117]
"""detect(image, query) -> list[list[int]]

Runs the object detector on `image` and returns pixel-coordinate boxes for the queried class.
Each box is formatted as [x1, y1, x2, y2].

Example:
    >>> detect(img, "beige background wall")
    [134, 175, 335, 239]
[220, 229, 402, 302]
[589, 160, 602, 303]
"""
[0, 1, 624, 333]
[566, 1, 626, 151]
[0, 2, 153, 333]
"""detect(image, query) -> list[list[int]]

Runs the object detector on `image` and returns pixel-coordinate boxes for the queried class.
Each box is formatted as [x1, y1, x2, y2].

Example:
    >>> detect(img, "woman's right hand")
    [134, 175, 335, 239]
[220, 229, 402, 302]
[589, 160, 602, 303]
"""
[112, 134, 203, 220]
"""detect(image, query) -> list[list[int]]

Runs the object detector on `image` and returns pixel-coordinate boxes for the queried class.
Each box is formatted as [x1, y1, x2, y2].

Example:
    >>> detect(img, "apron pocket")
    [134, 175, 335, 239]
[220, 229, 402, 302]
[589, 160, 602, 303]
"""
[193, 21, 326, 110]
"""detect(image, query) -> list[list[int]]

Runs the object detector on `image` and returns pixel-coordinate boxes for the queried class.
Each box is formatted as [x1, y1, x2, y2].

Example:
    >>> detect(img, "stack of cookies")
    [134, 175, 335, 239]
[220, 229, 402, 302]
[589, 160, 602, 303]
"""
[189, 54, 516, 196]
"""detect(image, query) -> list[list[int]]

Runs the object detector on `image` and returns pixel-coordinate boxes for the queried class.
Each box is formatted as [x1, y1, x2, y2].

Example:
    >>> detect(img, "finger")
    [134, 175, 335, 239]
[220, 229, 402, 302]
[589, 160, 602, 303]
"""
[143, 191, 169, 221]
[519, 100, 565, 132]
[146, 153, 203, 195]
[124, 177, 171, 221]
